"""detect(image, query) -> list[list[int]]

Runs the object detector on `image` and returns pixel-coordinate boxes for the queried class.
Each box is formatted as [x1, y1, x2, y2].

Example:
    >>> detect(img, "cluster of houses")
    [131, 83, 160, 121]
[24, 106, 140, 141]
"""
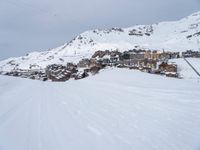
[1, 49, 200, 82]
[182, 50, 200, 58]
[87, 49, 179, 78]
[3, 69, 47, 81]
[45, 49, 181, 81]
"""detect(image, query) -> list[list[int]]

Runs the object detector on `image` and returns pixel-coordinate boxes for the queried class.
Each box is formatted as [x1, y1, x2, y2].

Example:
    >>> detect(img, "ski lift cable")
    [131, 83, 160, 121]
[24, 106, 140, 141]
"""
[2, 0, 76, 23]
[2, 0, 51, 16]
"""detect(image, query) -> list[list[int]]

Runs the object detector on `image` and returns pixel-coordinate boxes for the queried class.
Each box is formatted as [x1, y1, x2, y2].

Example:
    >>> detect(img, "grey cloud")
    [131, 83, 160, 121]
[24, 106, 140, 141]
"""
[0, 0, 199, 60]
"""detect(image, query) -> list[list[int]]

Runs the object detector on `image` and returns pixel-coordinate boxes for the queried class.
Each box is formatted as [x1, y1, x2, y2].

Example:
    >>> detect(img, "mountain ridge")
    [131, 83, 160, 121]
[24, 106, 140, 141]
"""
[0, 11, 200, 72]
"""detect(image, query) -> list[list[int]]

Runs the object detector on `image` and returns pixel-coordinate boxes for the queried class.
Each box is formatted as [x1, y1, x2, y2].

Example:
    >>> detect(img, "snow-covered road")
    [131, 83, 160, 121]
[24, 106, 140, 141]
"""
[0, 69, 200, 150]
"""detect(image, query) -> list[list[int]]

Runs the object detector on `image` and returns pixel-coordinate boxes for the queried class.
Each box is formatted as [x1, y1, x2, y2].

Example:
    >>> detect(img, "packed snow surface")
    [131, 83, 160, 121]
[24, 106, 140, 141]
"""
[187, 58, 200, 74]
[0, 11, 200, 72]
[0, 69, 200, 150]
[170, 58, 200, 81]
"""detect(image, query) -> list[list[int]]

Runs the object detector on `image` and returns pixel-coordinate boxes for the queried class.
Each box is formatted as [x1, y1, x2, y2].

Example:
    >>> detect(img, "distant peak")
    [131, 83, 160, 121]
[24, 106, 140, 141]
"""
[189, 11, 200, 17]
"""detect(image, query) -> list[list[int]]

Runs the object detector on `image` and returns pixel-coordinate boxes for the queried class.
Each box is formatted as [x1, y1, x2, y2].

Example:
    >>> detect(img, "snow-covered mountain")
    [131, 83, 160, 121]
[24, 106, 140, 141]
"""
[0, 11, 200, 72]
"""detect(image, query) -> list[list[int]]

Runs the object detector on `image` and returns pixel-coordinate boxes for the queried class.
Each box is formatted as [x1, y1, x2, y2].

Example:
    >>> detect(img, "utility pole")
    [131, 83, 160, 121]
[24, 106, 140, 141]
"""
[196, 27, 200, 51]
[197, 38, 200, 51]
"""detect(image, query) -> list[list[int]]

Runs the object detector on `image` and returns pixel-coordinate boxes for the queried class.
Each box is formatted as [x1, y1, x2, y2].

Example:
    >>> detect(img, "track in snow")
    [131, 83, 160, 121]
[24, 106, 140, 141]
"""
[184, 58, 200, 77]
[0, 69, 200, 150]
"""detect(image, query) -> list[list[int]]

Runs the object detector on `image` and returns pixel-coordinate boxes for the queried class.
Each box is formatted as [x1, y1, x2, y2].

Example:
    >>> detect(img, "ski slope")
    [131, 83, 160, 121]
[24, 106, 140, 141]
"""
[0, 69, 200, 150]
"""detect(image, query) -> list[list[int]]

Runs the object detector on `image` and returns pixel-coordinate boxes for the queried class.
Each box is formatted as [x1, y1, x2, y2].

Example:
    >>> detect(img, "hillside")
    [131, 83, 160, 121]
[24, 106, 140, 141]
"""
[0, 69, 200, 150]
[0, 11, 200, 72]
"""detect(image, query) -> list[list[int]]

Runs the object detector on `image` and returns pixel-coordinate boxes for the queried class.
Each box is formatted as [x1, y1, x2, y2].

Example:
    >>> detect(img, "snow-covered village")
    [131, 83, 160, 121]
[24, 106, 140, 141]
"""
[1, 49, 200, 81]
[0, 1, 200, 150]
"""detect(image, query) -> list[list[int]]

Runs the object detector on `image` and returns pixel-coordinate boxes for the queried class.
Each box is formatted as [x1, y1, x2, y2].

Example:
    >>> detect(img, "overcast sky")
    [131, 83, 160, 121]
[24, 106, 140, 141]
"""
[0, 0, 199, 60]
